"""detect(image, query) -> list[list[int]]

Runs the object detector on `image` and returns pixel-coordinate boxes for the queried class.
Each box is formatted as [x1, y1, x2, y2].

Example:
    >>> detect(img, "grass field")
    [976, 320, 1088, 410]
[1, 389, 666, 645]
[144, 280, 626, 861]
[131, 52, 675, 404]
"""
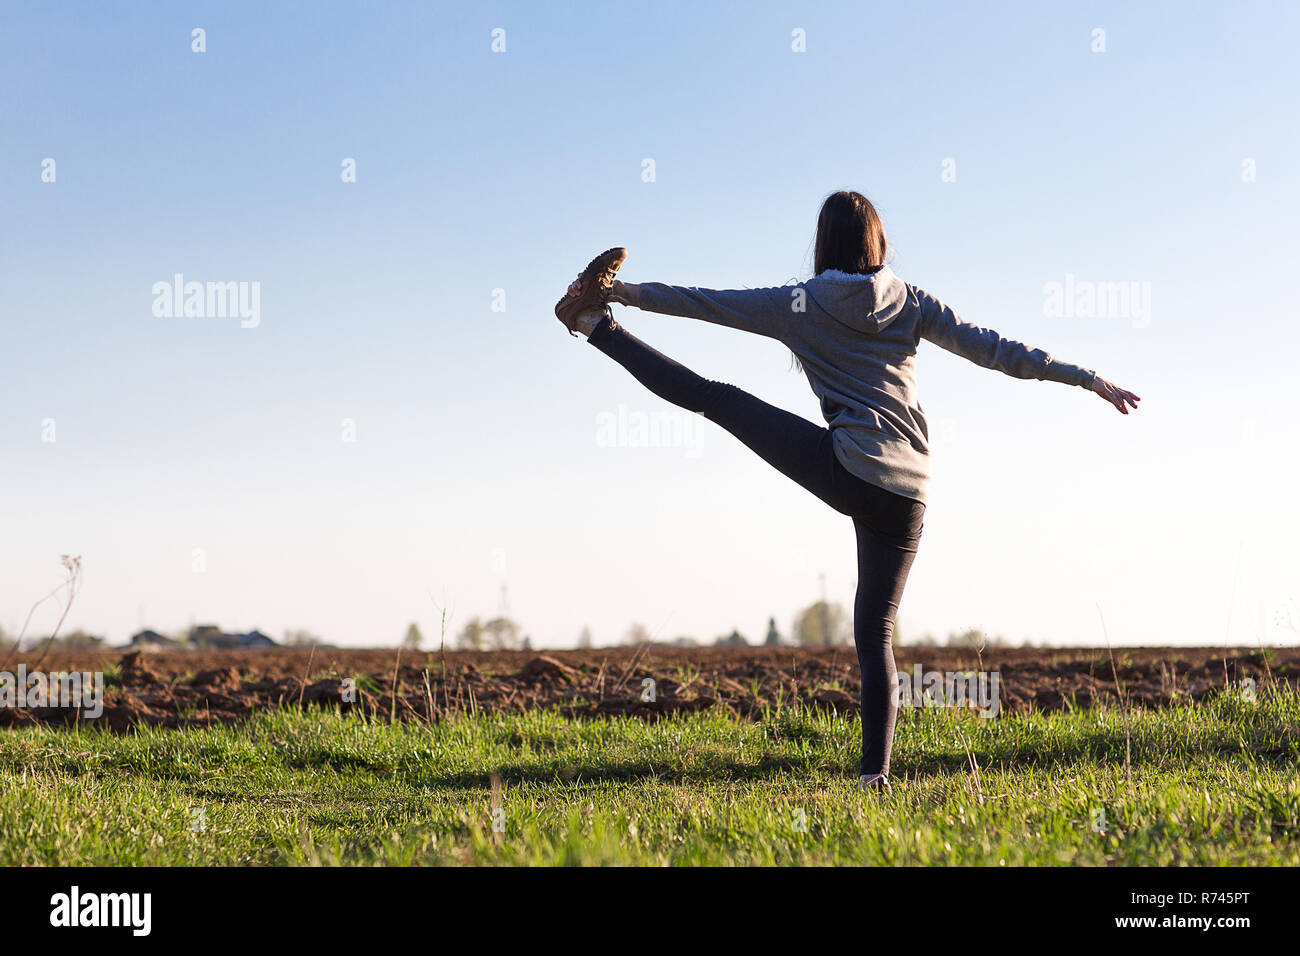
[2, 689, 1297, 866]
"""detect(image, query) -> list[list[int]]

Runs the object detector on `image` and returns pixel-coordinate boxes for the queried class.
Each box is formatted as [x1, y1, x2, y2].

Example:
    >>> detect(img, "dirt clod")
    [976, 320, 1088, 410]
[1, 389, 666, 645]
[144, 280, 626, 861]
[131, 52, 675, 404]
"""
[518, 655, 577, 683]
[191, 667, 241, 690]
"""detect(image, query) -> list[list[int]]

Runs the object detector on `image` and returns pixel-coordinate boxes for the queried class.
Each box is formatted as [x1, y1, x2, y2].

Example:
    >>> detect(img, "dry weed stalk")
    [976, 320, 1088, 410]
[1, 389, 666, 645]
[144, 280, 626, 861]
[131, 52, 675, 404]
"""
[1096, 603, 1132, 776]
[4, 555, 84, 670]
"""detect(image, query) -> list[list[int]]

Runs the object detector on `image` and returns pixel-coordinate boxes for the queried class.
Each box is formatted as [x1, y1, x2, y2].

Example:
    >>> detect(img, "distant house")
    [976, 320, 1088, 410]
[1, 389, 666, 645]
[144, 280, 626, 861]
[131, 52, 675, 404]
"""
[128, 629, 176, 648]
[242, 630, 276, 648]
[189, 625, 224, 648]
[188, 625, 279, 649]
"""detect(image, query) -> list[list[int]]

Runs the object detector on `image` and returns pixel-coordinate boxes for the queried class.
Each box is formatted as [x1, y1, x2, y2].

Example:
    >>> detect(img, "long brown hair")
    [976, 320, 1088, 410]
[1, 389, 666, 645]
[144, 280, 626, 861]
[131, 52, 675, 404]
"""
[813, 190, 887, 276]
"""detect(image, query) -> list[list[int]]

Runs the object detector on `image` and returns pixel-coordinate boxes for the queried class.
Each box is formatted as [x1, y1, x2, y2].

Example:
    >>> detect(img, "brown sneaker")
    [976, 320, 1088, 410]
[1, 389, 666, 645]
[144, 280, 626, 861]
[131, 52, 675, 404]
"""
[555, 246, 627, 335]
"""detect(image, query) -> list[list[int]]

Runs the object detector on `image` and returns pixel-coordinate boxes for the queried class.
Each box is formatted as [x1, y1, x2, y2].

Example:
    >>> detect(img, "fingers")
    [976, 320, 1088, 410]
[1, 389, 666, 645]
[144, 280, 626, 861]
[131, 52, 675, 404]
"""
[1098, 378, 1141, 414]
[1099, 383, 1126, 414]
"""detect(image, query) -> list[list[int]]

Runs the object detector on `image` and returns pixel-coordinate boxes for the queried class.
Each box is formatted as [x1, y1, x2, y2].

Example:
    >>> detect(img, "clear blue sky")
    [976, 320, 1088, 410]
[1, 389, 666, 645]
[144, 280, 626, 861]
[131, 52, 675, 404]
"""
[3, 1, 1298, 648]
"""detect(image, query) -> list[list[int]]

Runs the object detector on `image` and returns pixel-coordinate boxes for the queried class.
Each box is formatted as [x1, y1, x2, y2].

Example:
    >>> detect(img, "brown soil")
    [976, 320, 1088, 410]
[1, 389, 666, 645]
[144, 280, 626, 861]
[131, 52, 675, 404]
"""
[0, 645, 1292, 732]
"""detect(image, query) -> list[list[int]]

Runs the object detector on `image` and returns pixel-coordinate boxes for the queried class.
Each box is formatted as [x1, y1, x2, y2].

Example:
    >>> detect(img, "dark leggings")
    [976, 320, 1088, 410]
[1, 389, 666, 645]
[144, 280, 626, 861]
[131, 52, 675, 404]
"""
[589, 317, 924, 776]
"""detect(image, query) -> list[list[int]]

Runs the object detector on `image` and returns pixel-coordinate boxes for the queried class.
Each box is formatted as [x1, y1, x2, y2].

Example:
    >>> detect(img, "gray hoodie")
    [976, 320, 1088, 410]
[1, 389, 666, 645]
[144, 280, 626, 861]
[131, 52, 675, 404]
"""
[611, 266, 1096, 503]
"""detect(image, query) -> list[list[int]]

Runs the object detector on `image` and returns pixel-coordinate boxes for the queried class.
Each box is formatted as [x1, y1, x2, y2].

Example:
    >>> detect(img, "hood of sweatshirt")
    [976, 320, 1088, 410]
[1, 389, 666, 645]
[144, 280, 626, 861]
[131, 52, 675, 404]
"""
[805, 265, 909, 334]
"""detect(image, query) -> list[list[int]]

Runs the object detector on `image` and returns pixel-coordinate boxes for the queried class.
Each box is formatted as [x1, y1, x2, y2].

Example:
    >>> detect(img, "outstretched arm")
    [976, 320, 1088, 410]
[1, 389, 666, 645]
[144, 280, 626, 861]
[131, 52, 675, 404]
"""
[605, 279, 792, 341]
[915, 287, 1140, 414]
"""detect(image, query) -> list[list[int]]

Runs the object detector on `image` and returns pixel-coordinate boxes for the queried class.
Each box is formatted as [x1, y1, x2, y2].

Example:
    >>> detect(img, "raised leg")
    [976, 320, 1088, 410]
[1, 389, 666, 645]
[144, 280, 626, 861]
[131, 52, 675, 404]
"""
[588, 317, 845, 508]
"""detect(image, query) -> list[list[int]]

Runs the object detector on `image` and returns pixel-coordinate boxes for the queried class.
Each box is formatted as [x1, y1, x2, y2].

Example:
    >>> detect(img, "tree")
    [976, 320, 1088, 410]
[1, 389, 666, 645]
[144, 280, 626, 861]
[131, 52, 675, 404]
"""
[946, 627, 1003, 649]
[54, 629, 103, 649]
[457, 618, 485, 651]
[764, 616, 781, 646]
[483, 616, 523, 650]
[624, 623, 652, 646]
[792, 600, 851, 647]
[402, 622, 424, 650]
[577, 626, 593, 649]
[284, 629, 319, 647]
[714, 629, 748, 647]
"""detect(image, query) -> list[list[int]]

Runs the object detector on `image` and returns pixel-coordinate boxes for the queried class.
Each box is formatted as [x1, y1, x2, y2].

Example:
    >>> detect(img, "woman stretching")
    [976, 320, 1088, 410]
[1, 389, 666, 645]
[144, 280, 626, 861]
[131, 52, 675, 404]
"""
[555, 190, 1140, 790]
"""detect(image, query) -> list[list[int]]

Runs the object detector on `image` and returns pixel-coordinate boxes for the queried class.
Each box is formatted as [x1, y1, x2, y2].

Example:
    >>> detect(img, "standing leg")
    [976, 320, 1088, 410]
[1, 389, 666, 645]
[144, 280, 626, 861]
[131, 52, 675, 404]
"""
[852, 518, 921, 777]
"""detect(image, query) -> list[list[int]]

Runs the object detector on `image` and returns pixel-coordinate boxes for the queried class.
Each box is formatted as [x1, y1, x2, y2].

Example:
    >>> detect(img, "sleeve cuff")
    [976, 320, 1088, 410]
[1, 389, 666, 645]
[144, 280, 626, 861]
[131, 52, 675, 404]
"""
[609, 283, 637, 307]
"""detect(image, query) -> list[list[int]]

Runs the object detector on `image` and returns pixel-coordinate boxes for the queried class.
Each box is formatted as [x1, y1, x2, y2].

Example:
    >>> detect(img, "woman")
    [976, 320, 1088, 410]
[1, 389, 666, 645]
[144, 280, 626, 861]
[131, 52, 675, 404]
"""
[555, 190, 1140, 790]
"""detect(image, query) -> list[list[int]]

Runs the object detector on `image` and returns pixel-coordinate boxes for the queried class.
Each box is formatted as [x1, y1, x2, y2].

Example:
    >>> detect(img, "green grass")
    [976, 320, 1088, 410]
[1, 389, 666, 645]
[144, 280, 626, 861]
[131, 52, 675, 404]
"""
[1, 690, 1297, 865]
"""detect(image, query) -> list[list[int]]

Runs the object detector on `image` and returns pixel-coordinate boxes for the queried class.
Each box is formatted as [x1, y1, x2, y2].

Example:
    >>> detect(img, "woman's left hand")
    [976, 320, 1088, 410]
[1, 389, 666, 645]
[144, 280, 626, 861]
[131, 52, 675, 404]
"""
[1092, 376, 1142, 415]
